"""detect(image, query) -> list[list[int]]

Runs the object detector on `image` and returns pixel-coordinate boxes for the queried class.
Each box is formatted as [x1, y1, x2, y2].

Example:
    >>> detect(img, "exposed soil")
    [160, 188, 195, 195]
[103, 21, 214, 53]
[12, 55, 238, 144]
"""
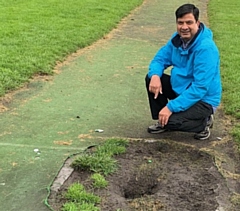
[48, 140, 240, 211]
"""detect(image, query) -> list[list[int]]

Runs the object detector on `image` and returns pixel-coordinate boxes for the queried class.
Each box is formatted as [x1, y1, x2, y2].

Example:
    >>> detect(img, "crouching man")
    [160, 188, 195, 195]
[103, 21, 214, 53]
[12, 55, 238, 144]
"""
[146, 4, 222, 140]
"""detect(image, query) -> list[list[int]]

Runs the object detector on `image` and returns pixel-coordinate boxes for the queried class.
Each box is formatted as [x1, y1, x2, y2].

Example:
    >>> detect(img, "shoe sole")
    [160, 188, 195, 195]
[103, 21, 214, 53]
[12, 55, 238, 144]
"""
[147, 128, 167, 134]
[198, 133, 210, 140]
[207, 115, 214, 128]
[194, 128, 210, 140]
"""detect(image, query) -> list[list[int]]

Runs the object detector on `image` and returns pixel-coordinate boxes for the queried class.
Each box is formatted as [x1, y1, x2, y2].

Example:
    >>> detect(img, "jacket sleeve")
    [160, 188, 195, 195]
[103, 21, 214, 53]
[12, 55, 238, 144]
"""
[148, 39, 173, 78]
[167, 46, 219, 113]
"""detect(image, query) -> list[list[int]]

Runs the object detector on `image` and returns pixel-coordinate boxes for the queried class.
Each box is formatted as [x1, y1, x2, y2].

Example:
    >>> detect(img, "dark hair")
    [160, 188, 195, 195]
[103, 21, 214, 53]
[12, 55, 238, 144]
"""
[175, 4, 199, 21]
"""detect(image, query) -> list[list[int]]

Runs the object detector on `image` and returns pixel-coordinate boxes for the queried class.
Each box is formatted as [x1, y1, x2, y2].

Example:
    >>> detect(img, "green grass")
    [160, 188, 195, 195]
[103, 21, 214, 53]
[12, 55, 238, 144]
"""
[65, 183, 100, 204]
[72, 154, 118, 175]
[62, 202, 99, 211]
[62, 139, 128, 210]
[208, 0, 240, 142]
[0, 0, 143, 96]
[62, 183, 100, 211]
[71, 138, 128, 175]
[95, 138, 128, 156]
[91, 173, 108, 188]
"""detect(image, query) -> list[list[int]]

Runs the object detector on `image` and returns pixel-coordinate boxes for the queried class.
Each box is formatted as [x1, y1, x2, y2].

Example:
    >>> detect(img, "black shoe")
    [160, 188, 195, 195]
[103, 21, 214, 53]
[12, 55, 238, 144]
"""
[194, 126, 210, 140]
[148, 122, 167, 134]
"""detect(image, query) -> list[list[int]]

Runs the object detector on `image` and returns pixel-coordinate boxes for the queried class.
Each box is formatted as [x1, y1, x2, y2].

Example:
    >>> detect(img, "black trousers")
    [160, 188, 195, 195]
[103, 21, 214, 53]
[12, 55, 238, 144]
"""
[145, 74, 213, 133]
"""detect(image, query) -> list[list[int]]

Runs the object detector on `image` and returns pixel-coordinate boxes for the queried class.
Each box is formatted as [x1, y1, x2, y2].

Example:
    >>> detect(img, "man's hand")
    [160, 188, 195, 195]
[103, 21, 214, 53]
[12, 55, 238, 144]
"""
[159, 106, 172, 127]
[149, 75, 162, 99]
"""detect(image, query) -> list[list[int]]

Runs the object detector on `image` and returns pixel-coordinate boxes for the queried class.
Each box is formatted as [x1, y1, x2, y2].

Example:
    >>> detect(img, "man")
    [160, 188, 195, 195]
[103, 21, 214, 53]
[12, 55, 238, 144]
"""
[145, 4, 222, 140]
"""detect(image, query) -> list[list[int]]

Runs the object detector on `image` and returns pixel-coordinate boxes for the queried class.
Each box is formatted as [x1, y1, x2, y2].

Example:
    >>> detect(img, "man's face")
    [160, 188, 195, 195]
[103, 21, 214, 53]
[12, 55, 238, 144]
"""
[176, 13, 200, 42]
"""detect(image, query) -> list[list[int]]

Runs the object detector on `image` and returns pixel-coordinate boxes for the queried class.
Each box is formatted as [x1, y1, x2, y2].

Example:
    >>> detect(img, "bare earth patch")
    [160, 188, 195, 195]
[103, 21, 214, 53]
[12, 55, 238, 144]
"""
[48, 140, 239, 211]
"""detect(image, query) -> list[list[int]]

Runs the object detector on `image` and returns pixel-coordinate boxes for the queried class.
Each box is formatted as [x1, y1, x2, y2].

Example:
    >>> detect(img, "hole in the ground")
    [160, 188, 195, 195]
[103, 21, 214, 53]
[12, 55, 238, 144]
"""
[123, 169, 159, 199]
[111, 141, 231, 211]
[49, 140, 234, 211]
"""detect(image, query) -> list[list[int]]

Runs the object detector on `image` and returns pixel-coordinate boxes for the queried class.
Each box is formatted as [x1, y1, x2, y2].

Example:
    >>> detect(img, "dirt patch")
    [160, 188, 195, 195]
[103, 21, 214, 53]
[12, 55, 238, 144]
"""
[48, 140, 238, 211]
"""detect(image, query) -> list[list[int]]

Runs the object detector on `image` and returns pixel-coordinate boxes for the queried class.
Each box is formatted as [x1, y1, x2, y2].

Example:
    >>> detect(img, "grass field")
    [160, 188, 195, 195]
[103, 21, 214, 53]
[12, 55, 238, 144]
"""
[0, 0, 143, 96]
[1, 0, 240, 142]
[208, 0, 240, 141]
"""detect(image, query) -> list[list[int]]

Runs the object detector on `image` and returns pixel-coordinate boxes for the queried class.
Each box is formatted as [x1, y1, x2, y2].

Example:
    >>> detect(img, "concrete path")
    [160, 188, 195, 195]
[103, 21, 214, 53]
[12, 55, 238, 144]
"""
[0, 0, 235, 210]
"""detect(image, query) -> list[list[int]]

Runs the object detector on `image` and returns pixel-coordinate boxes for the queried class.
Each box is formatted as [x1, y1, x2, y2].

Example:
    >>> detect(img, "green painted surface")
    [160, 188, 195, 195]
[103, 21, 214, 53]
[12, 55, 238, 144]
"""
[0, 0, 208, 210]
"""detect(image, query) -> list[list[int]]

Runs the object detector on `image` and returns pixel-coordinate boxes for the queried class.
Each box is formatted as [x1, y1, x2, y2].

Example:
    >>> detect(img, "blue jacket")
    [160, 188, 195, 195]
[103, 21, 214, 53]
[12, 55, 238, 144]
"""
[148, 23, 222, 113]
